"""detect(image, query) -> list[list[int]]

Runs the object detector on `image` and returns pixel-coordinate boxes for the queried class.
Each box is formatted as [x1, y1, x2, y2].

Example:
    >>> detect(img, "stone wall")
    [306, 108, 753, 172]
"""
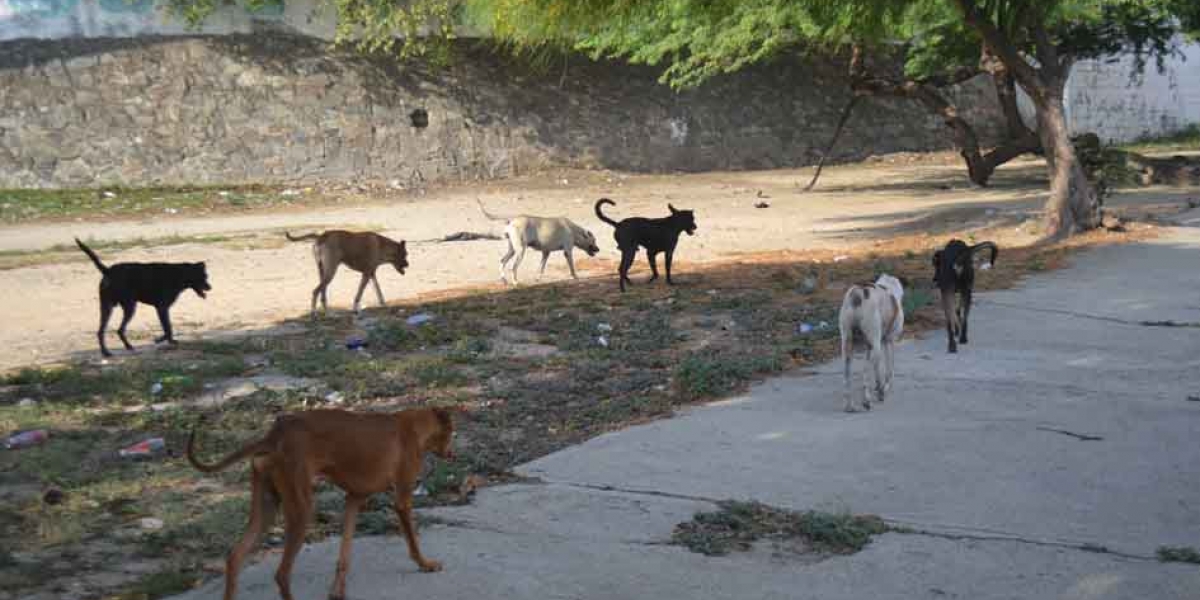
[0, 35, 1006, 188]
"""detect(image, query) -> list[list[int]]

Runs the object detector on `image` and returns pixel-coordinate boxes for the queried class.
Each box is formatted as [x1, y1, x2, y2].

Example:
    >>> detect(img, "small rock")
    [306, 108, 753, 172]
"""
[150, 382, 163, 395]
[17, 398, 36, 407]
[754, 201, 770, 209]
[102, 191, 117, 199]
[325, 391, 345, 404]
[139, 517, 164, 531]
[42, 488, 64, 506]
[596, 323, 613, 333]
[1187, 395, 1200, 402]
[414, 483, 429, 497]
[281, 188, 301, 197]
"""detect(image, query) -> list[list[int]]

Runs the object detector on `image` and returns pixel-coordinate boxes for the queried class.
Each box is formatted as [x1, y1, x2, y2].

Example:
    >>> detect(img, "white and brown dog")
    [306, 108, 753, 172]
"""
[476, 198, 600, 284]
[838, 274, 905, 413]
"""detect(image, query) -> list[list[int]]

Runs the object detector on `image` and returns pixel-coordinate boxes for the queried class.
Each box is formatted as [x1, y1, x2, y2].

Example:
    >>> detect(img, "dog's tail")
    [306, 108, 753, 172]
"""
[285, 231, 320, 242]
[475, 198, 510, 222]
[75, 238, 109, 274]
[594, 198, 618, 227]
[186, 428, 272, 473]
[967, 241, 998, 268]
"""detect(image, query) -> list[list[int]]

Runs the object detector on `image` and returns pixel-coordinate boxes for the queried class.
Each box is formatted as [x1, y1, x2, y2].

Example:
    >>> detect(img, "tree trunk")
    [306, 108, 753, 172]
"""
[1034, 90, 1101, 238]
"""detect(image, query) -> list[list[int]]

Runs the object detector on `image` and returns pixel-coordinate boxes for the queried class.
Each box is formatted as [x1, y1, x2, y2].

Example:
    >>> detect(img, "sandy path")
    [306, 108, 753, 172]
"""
[0, 157, 1176, 372]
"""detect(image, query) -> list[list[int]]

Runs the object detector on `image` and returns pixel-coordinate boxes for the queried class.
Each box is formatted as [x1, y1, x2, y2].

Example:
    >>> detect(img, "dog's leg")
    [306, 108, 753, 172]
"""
[841, 328, 857, 413]
[329, 494, 366, 600]
[564, 249, 579, 279]
[646, 251, 659, 283]
[97, 299, 115, 357]
[352, 273, 372, 314]
[116, 300, 137, 352]
[871, 339, 886, 405]
[499, 239, 515, 283]
[883, 339, 895, 398]
[959, 288, 973, 345]
[372, 275, 386, 307]
[511, 246, 527, 285]
[537, 251, 550, 280]
[223, 467, 278, 600]
[274, 469, 312, 600]
[394, 489, 442, 572]
[153, 304, 176, 345]
[665, 247, 676, 285]
[618, 248, 636, 293]
[940, 290, 958, 353]
[313, 261, 339, 316]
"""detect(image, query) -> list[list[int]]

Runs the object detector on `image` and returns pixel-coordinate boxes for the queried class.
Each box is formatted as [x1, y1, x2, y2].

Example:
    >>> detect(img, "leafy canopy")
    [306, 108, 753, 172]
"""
[463, 0, 1200, 88]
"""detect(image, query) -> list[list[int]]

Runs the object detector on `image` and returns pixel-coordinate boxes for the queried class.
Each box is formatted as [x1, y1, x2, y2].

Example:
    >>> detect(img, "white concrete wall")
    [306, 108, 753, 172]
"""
[0, 0, 336, 40]
[1016, 37, 1200, 143]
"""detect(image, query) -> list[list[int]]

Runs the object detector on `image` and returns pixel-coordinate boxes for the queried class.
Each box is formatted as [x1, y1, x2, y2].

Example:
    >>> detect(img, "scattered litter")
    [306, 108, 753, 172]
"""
[818, 321, 830, 330]
[406, 313, 435, 326]
[345, 337, 368, 350]
[754, 201, 770, 209]
[799, 275, 818, 294]
[980, 262, 992, 270]
[596, 323, 613, 333]
[139, 518, 164, 531]
[559, 179, 570, 185]
[119, 437, 166, 458]
[17, 398, 36, 407]
[833, 255, 850, 262]
[164, 208, 178, 215]
[150, 382, 164, 395]
[281, 188, 301, 197]
[797, 323, 815, 335]
[596, 335, 609, 348]
[414, 483, 429, 497]
[102, 191, 117, 199]
[4, 429, 48, 450]
[325, 391, 345, 404]
[218, 191, 231, 198]
[42, 488, 64, 506]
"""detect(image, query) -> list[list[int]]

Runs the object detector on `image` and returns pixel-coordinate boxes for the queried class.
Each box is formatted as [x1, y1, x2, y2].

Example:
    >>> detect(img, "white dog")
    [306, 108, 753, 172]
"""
[838, 274, 905, 412]
[477, 199, 600, 284]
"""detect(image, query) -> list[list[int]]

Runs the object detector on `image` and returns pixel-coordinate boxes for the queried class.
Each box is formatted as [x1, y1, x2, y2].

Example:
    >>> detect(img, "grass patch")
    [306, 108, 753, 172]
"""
[112, 568, 203, 600]
[672, 500, 888, 557]
[1120, 123, 1200, 154]
[674, 352, 783, 399]
[0, 185, 295, 224]
[1157, 546, 1200, 564]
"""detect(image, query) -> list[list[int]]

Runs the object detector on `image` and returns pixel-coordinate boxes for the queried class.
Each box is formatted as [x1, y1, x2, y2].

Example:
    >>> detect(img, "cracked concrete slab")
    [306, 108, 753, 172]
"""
[171, 228, 1200, 600]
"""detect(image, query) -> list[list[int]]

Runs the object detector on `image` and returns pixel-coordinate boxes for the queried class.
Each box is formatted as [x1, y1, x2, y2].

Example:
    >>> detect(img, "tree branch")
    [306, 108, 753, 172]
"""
[952, 0, 1041, 93]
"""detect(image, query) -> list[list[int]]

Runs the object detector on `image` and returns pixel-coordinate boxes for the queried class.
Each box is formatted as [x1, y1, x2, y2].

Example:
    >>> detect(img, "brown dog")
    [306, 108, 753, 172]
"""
[187, 407, 457, 600]
[286, 230, 409, 315]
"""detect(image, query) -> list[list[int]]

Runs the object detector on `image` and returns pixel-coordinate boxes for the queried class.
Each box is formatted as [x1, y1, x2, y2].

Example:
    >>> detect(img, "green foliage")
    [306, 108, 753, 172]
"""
[672, 500, 889, 556]
[467, 0, 1198, 88]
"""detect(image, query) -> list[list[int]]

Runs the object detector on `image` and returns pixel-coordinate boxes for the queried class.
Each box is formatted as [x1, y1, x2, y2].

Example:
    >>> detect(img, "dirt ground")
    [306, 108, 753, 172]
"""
[1, 154, 1193, 372]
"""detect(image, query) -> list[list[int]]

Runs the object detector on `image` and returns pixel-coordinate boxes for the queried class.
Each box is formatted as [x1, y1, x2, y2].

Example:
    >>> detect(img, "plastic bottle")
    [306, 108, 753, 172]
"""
[4, 429, 49, 449]
[119, 437, 166, 458]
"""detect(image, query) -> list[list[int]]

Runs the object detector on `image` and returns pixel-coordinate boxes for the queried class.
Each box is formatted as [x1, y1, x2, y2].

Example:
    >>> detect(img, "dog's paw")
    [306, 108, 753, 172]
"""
[419, 560, 443, 573]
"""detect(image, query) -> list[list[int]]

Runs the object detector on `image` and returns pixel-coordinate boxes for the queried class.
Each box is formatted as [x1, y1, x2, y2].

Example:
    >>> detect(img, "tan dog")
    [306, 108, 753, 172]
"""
[838, 274, 905, 412]
[476, 198, 600, 284]
[285, 230, 408, 315]
[187, 407, 457, 600]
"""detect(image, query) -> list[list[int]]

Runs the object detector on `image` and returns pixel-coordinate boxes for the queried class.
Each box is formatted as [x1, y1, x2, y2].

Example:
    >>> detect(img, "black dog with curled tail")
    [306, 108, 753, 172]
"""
[932, 239, 998, 353]
[594, 198, 697, 293]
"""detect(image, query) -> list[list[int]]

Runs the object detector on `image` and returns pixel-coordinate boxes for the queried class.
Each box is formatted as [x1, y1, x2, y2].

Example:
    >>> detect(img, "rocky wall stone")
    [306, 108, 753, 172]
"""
[0, 34, 1006, 188]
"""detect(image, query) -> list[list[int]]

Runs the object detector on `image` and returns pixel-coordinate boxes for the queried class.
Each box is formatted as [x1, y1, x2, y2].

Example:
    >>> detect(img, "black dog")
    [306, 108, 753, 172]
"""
[595, 198, 697, 292]
[76, 238, 211, 357]
[932, 239, 997, 353]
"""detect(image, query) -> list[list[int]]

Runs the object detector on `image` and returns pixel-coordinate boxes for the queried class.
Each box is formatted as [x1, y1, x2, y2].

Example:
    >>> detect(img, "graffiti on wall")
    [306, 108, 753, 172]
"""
[0, 0, 293, 40]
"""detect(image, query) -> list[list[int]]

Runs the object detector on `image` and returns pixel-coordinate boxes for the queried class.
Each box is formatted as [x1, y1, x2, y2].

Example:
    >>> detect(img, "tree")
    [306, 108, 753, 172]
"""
[465, 0, 1199, 238]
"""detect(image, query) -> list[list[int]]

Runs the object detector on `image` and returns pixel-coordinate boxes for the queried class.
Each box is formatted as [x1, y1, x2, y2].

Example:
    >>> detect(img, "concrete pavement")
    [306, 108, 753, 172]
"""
[174, 224, 1200, 600]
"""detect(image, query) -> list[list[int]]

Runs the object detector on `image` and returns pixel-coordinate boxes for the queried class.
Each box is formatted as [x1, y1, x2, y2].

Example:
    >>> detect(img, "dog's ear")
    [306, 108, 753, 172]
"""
[399, 240, 407, 250]
[668, 203, 678, 214]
